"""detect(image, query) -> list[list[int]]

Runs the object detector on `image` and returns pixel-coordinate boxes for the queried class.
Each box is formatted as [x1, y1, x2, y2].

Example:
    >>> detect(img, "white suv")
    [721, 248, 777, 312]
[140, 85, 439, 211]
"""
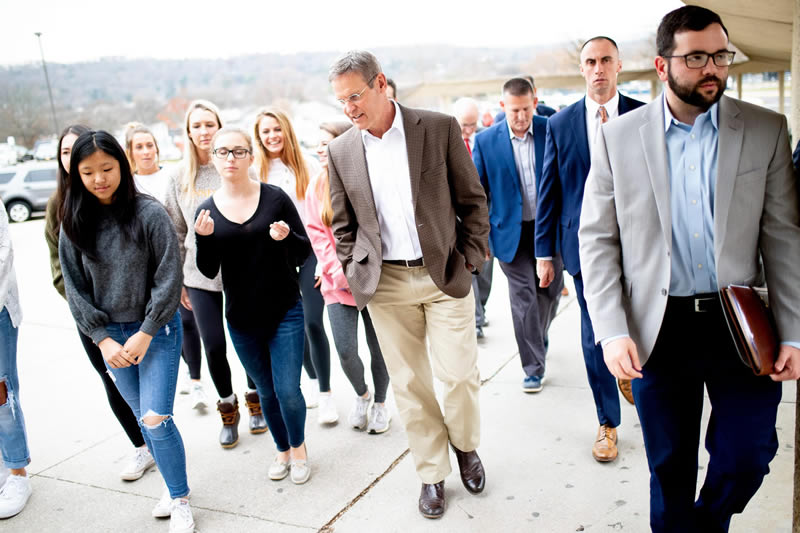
[0, 161, 58, 222]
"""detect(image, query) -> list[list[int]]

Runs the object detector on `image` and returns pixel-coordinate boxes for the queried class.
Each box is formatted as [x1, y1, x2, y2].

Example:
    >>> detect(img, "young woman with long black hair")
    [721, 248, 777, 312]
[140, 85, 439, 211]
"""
[195, 127, 312, 484]
[253, 108, 335, 425]
[164, 101, 267, 447]
[59, 130, 193, 532]
[44, 124, 154, 482]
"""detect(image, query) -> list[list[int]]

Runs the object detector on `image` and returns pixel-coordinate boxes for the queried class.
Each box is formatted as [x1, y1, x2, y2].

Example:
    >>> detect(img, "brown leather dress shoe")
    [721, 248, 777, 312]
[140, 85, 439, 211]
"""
[592, 424, 618, 462]
[618, 379, 635, 405]
[419, 481, 445, 519]
[450, 444, 486, 494]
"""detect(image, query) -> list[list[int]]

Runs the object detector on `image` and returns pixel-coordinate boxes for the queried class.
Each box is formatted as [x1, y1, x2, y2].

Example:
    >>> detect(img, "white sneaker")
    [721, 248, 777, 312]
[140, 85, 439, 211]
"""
[190, 383, 208, 410]
[0, 467, 8, 488]
[119, 447, 156, 481]
[348, 391, 371, 430]
[178, 371, 191, 395]
[0, 474, 32, 519]
[169, 498, 194, 533]
[153, 487, 191, 519]
[317, 392, 338, 425]
[268, 455, 289, 481]
[366, 403, 391, 434]
[304, 378, 319, 408]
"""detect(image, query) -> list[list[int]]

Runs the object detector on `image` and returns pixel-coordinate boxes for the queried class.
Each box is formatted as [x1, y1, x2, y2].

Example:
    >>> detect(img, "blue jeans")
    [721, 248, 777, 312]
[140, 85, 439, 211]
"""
[105, 313, 189, 499]
[227, 300, 306, 452]
[0, 307, 30, 469]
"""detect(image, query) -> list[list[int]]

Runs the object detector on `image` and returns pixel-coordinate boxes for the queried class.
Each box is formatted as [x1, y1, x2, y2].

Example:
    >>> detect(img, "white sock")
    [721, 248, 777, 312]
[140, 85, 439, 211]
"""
[220, 393, 236, 404]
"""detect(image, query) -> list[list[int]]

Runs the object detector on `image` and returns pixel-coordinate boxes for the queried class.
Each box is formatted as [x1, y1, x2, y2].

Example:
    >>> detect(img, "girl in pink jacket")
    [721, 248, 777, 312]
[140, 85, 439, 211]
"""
[304, 122, 391, 435]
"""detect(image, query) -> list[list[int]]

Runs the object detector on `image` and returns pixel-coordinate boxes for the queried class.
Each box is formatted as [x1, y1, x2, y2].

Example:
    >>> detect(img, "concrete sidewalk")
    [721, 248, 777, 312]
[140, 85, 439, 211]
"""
[4, 218, 795, 532]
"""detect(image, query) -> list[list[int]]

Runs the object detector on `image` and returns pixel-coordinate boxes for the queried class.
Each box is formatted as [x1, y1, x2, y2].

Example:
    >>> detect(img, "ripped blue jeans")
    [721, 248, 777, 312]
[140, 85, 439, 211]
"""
[0, 306, 30, 470]
[104, 313, 188, 498]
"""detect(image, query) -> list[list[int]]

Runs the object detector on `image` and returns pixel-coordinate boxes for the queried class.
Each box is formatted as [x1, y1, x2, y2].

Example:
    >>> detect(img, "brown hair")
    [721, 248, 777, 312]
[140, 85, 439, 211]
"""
[316, 121, 352, 227]
[124, 122, 160, 174]
[253, 107, 311, 200]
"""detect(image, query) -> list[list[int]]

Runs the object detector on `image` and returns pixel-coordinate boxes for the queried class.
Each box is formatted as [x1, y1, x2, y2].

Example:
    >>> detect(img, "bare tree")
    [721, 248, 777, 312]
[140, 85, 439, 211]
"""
[0, 82, 49, 146]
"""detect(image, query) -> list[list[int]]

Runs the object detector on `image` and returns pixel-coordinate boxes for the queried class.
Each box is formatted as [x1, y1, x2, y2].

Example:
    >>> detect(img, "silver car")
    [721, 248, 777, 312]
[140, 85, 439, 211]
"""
[0, 161, 59, 222]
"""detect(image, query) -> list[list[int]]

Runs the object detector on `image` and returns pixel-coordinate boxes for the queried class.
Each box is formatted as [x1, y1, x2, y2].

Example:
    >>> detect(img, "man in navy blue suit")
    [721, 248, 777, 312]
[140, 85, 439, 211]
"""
[473, 77, 563, 393]
[534, 36, 644, 462]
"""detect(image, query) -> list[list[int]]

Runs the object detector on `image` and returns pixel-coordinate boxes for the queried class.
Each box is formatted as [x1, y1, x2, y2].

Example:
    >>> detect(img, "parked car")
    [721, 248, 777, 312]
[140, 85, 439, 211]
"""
[14, 145, 33, 163]
[0, 161, 58, 222]
[33, 139, 58, 161]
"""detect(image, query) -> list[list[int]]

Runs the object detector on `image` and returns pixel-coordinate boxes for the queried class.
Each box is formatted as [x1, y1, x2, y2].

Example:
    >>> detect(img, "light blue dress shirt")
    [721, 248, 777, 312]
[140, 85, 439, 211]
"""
[664, 96, 718, 296]
[506, 120, 537, 221]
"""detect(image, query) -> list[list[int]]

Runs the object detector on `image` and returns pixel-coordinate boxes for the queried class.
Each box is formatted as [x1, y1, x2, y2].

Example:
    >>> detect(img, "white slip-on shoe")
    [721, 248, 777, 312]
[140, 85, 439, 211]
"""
[268, 456, 290, 481]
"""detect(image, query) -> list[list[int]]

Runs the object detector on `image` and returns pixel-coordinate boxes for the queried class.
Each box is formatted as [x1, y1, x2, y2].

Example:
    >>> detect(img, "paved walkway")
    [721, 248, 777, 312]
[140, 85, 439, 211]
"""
[4, 218, 795, 532]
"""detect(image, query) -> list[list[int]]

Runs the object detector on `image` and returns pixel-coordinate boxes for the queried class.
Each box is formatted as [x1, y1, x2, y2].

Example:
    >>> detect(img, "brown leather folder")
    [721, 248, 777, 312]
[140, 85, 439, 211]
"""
[719, 285, 777, 376]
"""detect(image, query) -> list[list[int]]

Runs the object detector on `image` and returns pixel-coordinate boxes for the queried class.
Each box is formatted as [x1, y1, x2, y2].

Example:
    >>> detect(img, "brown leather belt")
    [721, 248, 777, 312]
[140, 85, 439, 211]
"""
[383, 258, 425, 267]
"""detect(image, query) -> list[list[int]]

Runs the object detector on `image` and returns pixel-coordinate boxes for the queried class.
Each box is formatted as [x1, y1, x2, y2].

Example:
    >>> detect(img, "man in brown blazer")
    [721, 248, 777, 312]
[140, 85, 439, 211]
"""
[327, 50, 490, 519]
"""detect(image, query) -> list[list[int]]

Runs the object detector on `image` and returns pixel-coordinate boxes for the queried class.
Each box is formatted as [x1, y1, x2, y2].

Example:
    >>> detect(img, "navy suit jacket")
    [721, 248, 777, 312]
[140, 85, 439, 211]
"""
[473, 116, 547, 263]
[534, 94, 645, 275]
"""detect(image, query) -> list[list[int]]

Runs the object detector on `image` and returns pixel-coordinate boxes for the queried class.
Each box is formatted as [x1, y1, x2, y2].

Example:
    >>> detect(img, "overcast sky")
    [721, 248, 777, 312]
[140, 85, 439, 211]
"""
[4, 0, 685, 66]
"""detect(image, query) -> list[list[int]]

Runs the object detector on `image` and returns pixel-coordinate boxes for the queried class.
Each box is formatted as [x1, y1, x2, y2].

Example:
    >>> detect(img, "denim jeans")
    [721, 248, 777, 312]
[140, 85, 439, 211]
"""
[0, 307, 30, 469]
[227, 299, 306, 452]
[105, 312, 189, 499]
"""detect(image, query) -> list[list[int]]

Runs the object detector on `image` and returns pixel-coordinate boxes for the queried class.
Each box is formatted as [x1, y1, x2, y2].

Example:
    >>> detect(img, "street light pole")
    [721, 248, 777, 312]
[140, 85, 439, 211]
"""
[34, 32, 59, 135]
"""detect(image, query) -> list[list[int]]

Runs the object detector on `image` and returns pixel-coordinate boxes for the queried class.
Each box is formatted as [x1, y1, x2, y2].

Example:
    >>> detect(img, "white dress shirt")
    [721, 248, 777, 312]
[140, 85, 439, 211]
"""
[361, 101, 423, 261]
[267, 155, 321, 225]
[585, 91, 620, 157]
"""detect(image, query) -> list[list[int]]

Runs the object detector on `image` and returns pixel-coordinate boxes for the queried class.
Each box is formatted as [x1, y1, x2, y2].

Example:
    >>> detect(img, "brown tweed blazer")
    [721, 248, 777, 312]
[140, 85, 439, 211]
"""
[327, 104, 490, 310]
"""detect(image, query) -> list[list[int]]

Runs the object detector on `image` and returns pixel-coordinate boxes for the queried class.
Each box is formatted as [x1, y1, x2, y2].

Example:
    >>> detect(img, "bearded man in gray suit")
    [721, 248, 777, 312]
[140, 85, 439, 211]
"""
[326, 50, 490, 519]
[579, 6, 800, 532]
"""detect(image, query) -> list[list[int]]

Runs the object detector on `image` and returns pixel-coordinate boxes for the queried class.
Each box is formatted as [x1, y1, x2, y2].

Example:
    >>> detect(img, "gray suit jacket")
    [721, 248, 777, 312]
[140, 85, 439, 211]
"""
[578, 95, 800, 365]
[327, 104, 490, 310]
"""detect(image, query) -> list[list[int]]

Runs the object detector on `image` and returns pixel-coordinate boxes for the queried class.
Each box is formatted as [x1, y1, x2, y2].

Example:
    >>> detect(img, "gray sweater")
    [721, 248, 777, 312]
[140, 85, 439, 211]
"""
[59, 196, 183, 344]
[163, 162, 224, 292]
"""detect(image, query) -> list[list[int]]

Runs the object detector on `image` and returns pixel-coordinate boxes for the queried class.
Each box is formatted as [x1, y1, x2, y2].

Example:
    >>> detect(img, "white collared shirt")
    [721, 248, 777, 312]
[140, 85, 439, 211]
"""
[361, 101, 423, 260]
[585, 91, 620, 157]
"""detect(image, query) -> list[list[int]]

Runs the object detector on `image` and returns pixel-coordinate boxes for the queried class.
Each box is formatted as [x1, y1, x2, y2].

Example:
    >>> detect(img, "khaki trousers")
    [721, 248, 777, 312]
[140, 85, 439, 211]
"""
[367, 264, 481, 483]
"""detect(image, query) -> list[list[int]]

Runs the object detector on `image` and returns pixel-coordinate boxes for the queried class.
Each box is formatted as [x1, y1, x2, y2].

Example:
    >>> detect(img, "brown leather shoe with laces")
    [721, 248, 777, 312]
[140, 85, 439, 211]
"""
[244, 391, 268, 434]
[592, 424, 618, 462]
[618, 379, 635, 405]
[217, 396, 241, 448]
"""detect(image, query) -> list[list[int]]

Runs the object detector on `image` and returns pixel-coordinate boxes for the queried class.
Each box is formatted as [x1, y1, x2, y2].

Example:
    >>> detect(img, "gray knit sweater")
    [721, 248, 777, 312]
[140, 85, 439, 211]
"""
[163, 162, 224, 292]
[59, 196, 183, 344]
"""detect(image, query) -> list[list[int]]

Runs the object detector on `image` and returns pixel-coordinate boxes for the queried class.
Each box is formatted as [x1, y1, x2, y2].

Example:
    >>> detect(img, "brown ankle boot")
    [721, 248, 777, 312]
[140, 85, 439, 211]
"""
[217, 396, 240, 448]
[244, 391, 268, 434]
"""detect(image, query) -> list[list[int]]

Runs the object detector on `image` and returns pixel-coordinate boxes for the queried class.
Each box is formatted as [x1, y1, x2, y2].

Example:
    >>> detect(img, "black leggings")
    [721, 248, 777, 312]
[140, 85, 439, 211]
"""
[77, 327, 145, 448]
[186, 287, 255, 397]
[178, 303, 202, 380]
[298, 254, 331, 392]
